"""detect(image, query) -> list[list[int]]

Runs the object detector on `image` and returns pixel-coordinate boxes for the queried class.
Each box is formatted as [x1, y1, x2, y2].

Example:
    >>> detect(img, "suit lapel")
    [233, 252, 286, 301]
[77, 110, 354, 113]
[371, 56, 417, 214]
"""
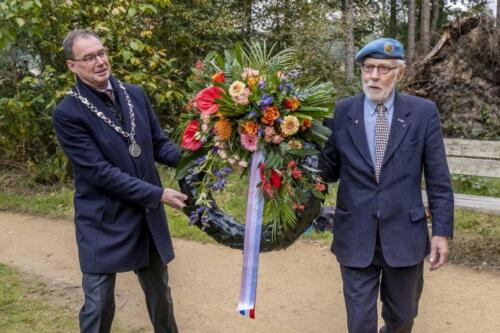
[346, 94, 374, 168]
[382, 92, 410, 166]
[110, 76, 131, 132]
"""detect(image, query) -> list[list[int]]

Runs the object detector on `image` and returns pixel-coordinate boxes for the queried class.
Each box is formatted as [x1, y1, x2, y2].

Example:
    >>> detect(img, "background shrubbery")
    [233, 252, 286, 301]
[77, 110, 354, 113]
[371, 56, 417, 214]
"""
[0, 0, 497, 184]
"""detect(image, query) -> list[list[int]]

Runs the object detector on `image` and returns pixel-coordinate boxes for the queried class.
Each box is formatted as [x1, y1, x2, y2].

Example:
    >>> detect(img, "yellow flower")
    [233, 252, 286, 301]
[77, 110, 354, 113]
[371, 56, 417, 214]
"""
[281, 115, 300, 137]
[288, 139, 303, 149]
[229, 81, 246, 97]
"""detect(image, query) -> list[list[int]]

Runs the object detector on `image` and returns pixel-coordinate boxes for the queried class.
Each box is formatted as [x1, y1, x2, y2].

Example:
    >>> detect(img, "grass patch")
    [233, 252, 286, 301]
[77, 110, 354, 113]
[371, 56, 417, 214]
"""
[449, 209, 500, 269]
[0, 263, 78, 333]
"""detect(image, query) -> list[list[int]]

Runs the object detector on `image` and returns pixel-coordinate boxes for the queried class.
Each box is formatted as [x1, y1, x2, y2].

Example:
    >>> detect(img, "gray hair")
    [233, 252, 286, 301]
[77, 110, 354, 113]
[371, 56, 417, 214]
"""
[62, 29, 99, 59]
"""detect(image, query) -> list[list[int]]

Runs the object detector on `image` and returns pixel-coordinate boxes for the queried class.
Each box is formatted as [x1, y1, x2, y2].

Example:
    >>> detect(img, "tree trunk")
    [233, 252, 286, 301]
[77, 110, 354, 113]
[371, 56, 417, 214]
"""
[244, 0, 253, 35]
[345, 0, 355, 81]
[497, 0, 500, 43]
[419, 0, 431, 56]
[389, 0, 397, 37]
[408, 0, 416, 65]
[430, 0, 440, 43]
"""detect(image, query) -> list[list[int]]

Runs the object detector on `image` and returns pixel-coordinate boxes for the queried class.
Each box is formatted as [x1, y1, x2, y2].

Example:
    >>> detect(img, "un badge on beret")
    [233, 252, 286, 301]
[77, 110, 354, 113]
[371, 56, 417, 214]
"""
[384, 42, 394, 55]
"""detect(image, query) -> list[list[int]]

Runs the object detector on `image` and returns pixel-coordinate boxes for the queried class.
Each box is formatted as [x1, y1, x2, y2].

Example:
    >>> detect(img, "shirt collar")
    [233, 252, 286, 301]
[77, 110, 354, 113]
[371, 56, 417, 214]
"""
[94, 80, 113, 93]
[366, 89, 396, 115]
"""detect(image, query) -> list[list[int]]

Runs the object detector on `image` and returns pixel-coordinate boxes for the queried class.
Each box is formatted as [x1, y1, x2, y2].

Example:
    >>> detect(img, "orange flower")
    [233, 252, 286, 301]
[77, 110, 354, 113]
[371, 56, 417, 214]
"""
[301, 118, 312, 130]
[247, 77, 259, 90]
[283, 96, 300, 111]
[261, 106, 280, 125]
[211, 71, 225, 83]
[241, 121, 258, 135]
[214, 119, 233, 141]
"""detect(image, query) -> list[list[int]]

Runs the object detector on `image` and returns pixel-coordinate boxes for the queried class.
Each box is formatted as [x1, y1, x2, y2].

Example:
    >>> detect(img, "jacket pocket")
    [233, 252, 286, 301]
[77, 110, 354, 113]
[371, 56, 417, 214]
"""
[399, 139, 421, 151]
[409, 206, 426, 223]
[102, 196, 117, 223]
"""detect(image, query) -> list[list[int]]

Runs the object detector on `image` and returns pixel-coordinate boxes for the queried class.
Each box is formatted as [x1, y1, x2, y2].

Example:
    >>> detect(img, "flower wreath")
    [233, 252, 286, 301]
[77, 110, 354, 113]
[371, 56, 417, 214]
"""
[176, 42, 333, 250]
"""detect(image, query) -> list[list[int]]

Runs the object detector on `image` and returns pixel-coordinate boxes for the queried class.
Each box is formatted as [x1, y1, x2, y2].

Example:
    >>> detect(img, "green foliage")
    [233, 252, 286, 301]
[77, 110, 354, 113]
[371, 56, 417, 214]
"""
[0, 264, 78, 332]
[452, 175, 500, 198]
[0, 0, 183, 184]
[0, 0, 492, 186]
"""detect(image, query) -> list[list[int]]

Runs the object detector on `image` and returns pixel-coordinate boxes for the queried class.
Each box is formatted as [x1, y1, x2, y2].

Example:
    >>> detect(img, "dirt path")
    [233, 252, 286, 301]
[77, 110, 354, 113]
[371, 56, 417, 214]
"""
[1, 212, 500, 333]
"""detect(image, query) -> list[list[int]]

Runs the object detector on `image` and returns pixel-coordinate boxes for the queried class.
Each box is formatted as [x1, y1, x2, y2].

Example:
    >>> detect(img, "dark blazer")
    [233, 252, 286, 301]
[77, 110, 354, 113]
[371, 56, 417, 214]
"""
[53, 75, 180, 274]
[320, 92, 454, 268]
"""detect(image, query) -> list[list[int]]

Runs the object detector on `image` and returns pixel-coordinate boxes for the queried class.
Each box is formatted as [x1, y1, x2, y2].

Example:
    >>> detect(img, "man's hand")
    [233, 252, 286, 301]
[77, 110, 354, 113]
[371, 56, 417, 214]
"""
[429, 236, 449, 271]
[161, 188, 188, 211]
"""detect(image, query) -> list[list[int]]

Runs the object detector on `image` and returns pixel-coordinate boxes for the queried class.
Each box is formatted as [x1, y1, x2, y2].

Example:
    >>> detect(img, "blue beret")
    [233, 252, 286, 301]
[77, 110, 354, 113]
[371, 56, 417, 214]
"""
[355, 38, 404, 62]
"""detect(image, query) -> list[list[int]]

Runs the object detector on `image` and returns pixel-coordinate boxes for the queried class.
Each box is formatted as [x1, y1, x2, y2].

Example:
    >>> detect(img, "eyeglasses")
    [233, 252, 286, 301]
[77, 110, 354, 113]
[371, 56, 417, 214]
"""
[71, 48, 108, 64]
[361, 64, 397, 75]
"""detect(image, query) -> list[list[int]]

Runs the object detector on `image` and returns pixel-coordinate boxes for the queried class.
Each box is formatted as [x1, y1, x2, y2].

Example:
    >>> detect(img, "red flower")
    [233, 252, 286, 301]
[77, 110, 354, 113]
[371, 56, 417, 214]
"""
[212, 71, 225, 83]
[315, 182, 326, 192]
[291, 167, 303, 180]
[294, 203, 305, 211]
[259, 164, 282, 192]
[195, 86, 224, 115]
[181, 119, 202, 151]
[287, 160, 296, 169]
[270, 169, 282, 189]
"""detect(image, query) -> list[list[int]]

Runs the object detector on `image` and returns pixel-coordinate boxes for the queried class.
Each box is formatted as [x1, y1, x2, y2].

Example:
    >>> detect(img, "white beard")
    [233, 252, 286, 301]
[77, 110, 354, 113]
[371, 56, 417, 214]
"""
[362, 77, 397, 104]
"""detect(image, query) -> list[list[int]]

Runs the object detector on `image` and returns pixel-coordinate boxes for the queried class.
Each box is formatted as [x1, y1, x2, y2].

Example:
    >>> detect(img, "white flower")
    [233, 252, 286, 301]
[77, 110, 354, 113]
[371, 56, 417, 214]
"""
[218, 150, 228, 159]
[228, 158, 236, 165]
[201, 123, 209, 132]
[229, 81, 246, 97]
[238, 160, 248, 168]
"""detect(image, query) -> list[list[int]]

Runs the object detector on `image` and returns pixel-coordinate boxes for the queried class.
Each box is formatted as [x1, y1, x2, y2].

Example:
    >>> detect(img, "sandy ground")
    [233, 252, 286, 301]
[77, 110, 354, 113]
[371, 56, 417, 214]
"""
[1, 212, 500, 333]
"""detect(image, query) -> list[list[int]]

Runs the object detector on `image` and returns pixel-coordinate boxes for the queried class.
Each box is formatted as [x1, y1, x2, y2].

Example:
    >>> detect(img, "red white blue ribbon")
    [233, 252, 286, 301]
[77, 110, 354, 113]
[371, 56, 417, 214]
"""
[238, 150, 264, 319]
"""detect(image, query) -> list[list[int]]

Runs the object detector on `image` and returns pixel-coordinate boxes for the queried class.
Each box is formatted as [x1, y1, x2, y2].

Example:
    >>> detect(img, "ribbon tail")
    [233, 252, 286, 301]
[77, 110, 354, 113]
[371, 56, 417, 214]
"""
[237, 150, 264, 319]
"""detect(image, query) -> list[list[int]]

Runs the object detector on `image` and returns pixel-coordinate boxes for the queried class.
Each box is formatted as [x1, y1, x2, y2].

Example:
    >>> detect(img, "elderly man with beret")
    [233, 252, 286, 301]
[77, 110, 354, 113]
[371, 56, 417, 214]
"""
[320, 38, 454, 333]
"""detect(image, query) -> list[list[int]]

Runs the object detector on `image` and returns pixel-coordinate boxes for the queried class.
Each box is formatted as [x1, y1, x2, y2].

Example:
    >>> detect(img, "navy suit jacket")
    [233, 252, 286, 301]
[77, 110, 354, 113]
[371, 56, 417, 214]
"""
[320, 92, 454, 268]
[53, 75, 180, 274]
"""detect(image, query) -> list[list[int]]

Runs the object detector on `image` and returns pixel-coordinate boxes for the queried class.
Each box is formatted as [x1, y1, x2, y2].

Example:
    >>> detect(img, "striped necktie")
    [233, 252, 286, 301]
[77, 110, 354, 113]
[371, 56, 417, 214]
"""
[374, 104, 390, 182]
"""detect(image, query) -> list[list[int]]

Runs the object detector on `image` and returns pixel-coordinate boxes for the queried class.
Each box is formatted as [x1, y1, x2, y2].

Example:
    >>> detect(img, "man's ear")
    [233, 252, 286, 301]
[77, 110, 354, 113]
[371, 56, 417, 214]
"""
[67, 59, 76, 73]
[396, 66, 406, 81]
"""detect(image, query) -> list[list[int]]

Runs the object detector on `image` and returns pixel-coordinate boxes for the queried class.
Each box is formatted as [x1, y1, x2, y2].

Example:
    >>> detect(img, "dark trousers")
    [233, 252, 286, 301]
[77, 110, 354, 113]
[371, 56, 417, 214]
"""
[340, 235, 424, 333]
[79, 248, 178, 333]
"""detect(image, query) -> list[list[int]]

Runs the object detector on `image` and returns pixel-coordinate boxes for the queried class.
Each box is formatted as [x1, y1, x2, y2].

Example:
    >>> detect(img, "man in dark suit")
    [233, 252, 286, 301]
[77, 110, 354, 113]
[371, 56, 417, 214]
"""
[320, 38, 454, 333]
[53, 29, 187, 333]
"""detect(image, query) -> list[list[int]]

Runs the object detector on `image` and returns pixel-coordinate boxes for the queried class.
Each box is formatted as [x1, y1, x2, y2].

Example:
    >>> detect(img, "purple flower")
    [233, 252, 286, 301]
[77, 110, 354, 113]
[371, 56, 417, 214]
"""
[279, 83, 293, 92]
[257, 126, 264, 136]
[258, 80, 267, 89]
[258, 94, 274, 109]
[222, 167, 233, 174]
[194, 155, 206, 165]
[211, 178, 227, 191]
[189, 210, 199, 225]
[276, 117, 284, 123]
[248, 111, 257, 118]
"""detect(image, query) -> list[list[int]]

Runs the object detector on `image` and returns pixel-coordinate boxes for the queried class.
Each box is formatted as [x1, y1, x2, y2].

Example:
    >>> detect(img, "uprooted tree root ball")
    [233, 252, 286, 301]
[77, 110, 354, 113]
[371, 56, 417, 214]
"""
[404, 15, 500, 139]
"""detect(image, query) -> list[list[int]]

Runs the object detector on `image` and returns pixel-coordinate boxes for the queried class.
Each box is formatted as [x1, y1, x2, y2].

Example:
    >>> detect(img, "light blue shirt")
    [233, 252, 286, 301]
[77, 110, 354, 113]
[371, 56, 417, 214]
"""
[364, 90, 395, 165]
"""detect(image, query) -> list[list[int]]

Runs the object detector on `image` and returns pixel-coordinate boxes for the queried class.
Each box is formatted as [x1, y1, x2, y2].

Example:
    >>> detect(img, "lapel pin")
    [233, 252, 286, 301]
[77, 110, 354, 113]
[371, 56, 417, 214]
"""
[354, 119, 359, 124]
[397, 118, 405, 127]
